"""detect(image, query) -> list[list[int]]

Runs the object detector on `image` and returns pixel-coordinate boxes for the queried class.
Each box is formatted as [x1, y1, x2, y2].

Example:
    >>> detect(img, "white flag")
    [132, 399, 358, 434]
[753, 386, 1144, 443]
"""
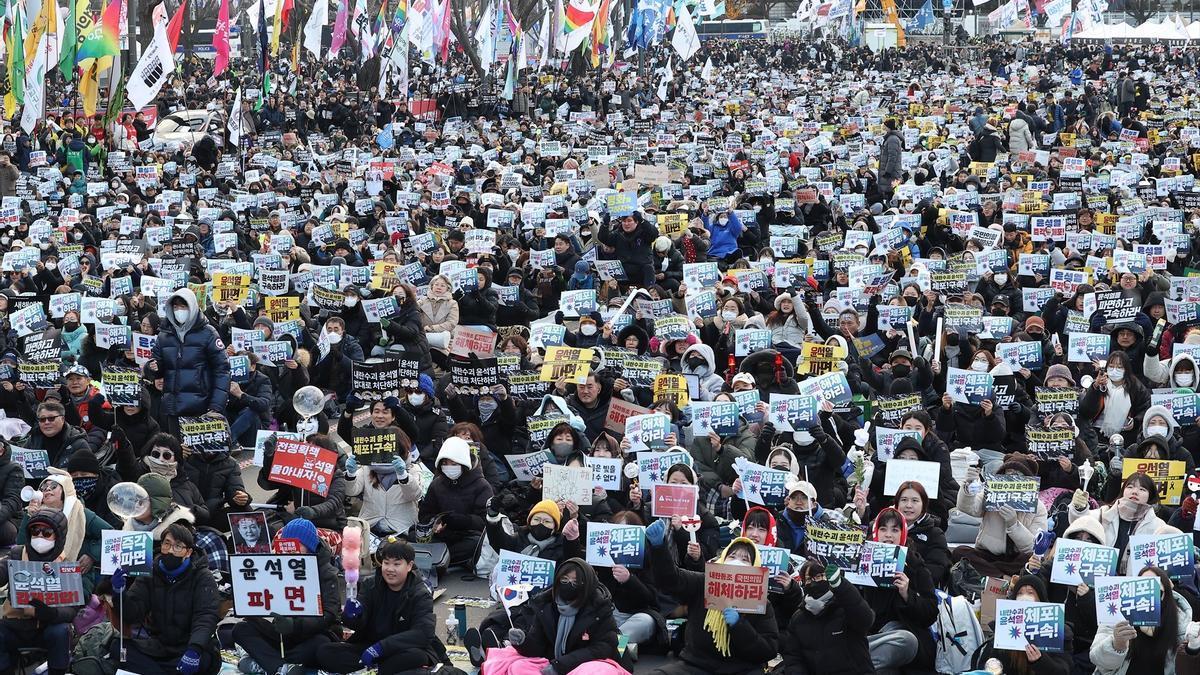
[126, 20, 175, 111]
[227, 88, 244, 148]
[474, 1, 495, 64]
[20, 33, 48, 135]
[701, 56, 713, 81]
[671, 6, 699, 61]
[304, 0, 328, 57]
[656, 57, 672, 101]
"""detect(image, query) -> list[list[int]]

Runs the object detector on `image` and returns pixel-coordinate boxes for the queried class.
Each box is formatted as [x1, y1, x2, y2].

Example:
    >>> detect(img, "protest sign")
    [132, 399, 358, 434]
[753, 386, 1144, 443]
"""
[796, 341, 847, 376]
[7, 561, 84, 608]
[1026, 428, 1075, 459]
[734, 329, 772, 357]
[806, 522, 865, 572]
[101, 530, 154, 576]
[994, 601, 1066, 653]
[690, 401, 740, 437]
[102, 367, 142, 406]
[703, 562, 769, 614]
[585, 523, 646, 568]
[505, 450, 554, 482]
[493, 550, 556, 592]
[267, 438, 338, 497]
[946, 367, 995, 404]
[1129, 533, 1195, 580]
[856, 542, 907, 588]
[1050, 539, 1120, 586]
[587, 456, 623, 491]
[1122, 458, 1187, 506]
[766, 393, 819, 432]
[351, 360, 406, 401]
[759, 546, 791, 577]
[1093, 290, 1139, 324]
[652, 483, 698, 517]
[1067, 332, 1110, 363]
[653, 373, 690, 408]
[179, 416, 232, 453]
[541, 464, 593, 504]
[882, 459, 941, 498]
[796, 371, 852, 406]
[538, 346, 594, 385]
[229, 512, 272, 554]
[230, 555, 322, 616]
[1095, 576, 1161, 626]
[10, 446, 49, 480]
[450, 326, 496, 358]
[984, 474, 1041, 513]
[527, 415, 567, 450]
[352, 428, 401, 465]
[1035, 387, 1080, 416]
[874, 427, 922, 462]
[449, 357, 500, 395]
[996, 341, 1044, 371]
[875, 394, 921, 426]
[605, 399, 651, 434]
[733, 457, 790, 508]
[19, 360, 61, 389]
[625, 413, 672, 451]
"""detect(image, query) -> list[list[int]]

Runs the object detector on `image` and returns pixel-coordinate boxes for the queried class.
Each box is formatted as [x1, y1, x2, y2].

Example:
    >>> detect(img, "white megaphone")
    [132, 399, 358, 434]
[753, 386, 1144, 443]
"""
[20, 486, 41, 503]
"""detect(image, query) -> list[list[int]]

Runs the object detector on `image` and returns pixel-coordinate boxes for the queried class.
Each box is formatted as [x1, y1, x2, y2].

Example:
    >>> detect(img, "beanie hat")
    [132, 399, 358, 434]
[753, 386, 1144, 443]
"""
[65, 449, 102, 476]
[1009, 574, 1049, 603]
[654, 236, 672, 253]
[253, 316, 275, 333]
[417, 373, 436, 398]
[1045, 363, 1076, 386]
[137, 473, 173, 518]
[279, 517, 320, 553]
[997, 454, 1038, 478]
[527, 499, 562, 529]
[1024, 316, 1045, 332]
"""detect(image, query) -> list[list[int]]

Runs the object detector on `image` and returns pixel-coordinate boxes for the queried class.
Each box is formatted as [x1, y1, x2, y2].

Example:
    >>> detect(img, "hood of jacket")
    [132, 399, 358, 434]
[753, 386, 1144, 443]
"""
[682, 343, 717, 376]
[534, 394, 586, 433]
[1164, 353, 1199, 388]
[1063, 514, 1106, 544]
[1142, 404, 1179, 438]
[165, 288, 203, 336]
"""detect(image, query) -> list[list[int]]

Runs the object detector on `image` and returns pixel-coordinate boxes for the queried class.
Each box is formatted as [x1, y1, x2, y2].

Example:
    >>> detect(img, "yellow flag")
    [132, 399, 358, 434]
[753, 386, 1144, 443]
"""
[79, 56, 111, 117]
[24, 0, 58, 67]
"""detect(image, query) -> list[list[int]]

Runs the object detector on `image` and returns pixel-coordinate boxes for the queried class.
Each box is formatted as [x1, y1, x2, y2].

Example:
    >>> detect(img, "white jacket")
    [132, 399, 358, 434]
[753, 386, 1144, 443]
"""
[344, 468, 423, 534]
[1091, 591, 1195, 675]
[1067, 500, 1180, 573]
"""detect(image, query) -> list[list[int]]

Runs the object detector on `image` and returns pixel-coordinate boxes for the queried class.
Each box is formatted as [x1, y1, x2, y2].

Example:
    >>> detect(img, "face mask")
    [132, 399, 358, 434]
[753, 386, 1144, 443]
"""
[344, 296, 358, 307]
[1108, 367, 1125, 382]
[147, 455, 178, 479]
[479, 398, 498, 419]
[580, 324, 597, 336]
[408, 393, 426, 406]
[73, 476, 98, 499]
[442, 464, 463, 480]
[971, 360, 989, 372]
[64, 321, 78, 331]
[994, 274, 1007, 285]
[30, 537, 54, 554]
[326, 332, 343, 344]
[686, 356, 706, 370]
[1148, 425, 1169, 438]
[794, 430, 814, 445]
[721, 310, 738, 322]
[530, 523, 553, 541]
[718, 217, 729, 226]
[557, 579, 580, 602]
[507, 249, 519, 262]
[159, 553, 184, 570]
[173, 308, 190, 324]
[904, 296, 918, 306]
[46, 261, 56, 270]
[891, 364, 911, 379]
[1176, 373, 1194, 387]
[551, 440, 574, 457]
[725, 558, 751, 566]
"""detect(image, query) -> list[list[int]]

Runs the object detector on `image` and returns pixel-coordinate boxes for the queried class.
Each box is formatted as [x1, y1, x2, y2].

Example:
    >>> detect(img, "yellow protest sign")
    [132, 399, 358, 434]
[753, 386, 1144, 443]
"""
[798, 342, 848, 376]
[657, 213, 690, 237]
[653, 373, 690, 409]
[265, 296, 301, 323]
[539, 346, 594, 385]
[212, 273, 251, 304]
[371, 261, 404, 291]
[1123, 458, 1187, 506]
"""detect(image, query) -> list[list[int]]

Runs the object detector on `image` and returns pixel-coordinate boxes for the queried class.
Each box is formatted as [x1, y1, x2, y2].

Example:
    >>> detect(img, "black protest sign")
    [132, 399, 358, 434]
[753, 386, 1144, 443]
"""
[18, 331, 62, 362]
[875, 393, 921, 425]
[1035, 387, 1080, 416]
[1094, 290, 1139, 324]
[102, 367, 141, 406]
[18, 360, 60, 389]
[179, 416, 233, 453]
[450, 357, 499, 395]
[351, 360, 404, 401]
[353, 427, 400, 464]
[309, 285, 345, 310]
[504, 370, 551, 400]
[993, 375, 1017, 409]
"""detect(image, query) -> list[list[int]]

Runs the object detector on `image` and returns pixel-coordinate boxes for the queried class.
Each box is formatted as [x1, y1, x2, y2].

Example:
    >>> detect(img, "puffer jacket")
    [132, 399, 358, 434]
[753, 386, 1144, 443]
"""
[182, 453, 247, 519]
[256, 458, 347, 530]
[115, 552, 220, 660]
[383, 303, 432, 372]
[1091, 591, 1194, 675]
[1066, 500, 1181, 574]
[957, 478, 1048, 556]
[345, 567, 445, 666]
[419, 294, 459, 334]
[1008, 117, 1036, 152]
[227, 369, 274, 427]
[344, 467, 422, 534]
[20, 423, 94, 468]
[779, 579, 874, 675]
[514, 562, 620, 673]
[417, 462, 493, 531]
[681, 343, 724, 402]
[151, 288, 230, 416]
[0, 452, 24, 531]
[456, 269, 499, 330]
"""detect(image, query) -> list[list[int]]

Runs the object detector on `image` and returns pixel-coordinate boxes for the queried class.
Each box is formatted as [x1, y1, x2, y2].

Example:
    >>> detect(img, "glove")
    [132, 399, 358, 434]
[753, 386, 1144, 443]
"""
[29, 599, 56, 624]
[507, 628, 526, 646]
[346, 393, 362, 411]
[853, 428, 870, 448]
[486, 497, 501, 519]
[177, 648, 202, 675]
[111, 567, 127, 594]
[392, 456, 408, 481]
[343, 598, 363, 620]
[1071, 489, 1089, 511]
[271, 612, 296, 636]
[1186, 621, 1200, 651]
[540, 665, 557, 675]
[1182, 495, 1198, 520]
[294, 506, 316, 520]
[824, 564, 843, 588]
[722, 607, 740, 626]
[360, 642, 384, 667]
[645, 518, 667, 547]
[345, 455, 359, 475]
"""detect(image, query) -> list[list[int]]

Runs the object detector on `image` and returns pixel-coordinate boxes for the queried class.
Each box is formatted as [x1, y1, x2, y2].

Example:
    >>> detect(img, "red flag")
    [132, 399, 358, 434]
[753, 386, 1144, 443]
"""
[167, 0, 187, 52]
[212, 0, 230, 75]
[280, 0, 293, 28]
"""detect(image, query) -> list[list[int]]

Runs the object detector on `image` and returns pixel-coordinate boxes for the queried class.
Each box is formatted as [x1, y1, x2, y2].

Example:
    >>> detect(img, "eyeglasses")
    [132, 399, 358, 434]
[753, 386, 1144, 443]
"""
[150, 449, 174, 461]
[29, 527, 55, 538]
[160, 540, 190, 555]
[37, 415, 61, 423]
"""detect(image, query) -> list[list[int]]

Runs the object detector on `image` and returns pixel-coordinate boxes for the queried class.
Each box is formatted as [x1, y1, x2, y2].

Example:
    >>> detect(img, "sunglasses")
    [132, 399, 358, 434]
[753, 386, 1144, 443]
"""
[37, 415, 61, 423]
[150, 449, 174, 461]
[29, 527, 55, 538]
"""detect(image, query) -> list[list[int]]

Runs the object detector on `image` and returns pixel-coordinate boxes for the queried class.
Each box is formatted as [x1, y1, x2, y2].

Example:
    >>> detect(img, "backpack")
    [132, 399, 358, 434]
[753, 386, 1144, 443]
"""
[931, 589, 983, 675]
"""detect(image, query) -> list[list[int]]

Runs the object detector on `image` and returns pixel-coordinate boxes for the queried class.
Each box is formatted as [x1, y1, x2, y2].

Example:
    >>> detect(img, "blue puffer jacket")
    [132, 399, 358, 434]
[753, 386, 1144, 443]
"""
[152, 288, 231, 416]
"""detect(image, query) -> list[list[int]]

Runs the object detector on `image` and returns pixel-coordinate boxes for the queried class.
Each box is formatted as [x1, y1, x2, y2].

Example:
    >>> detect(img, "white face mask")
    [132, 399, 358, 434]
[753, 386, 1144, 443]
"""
[344, 296, 358, 307]
[794, 430, 814, 445]
[1176, 373, 1194, 387]
[721, 310, 738, 322]
[1108, 367, 1124, 382]
[443, 464, 462, 480]
[30, 537, 54, 554]
[971, 360, 989, 372]
[408, 393, 426, 406]
[326, 332, 342, 344]
[46, 261, 56, 270]
[173, 308, 190, 324]
[1147, 425, 1169, 438]
[725, 558, 751, 566]
[994, 274, 1007, 285]
[580, 324, 597, 336]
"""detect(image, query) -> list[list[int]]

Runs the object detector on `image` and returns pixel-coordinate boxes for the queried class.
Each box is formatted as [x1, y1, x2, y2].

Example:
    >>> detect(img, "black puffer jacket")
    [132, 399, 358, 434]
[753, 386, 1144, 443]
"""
[151, 288, 231, 416]
[779, 579, 875, 675]
[182, 453, 246, 518]
[256, 458, 347, 530]
[514, 559, 620, 674]
[456, 268, 499, 330]
[861, 548, 940, 670]
[406, 402, 450, 467]
[344, 567, 445, 667]
[0, 449, 24, 532]
[227, 369, 275, 427]
[383, 303, 433, 373]
[20, 423, 93, 469]
[417, 462, 492, 531]
[115, 552, 220, 659]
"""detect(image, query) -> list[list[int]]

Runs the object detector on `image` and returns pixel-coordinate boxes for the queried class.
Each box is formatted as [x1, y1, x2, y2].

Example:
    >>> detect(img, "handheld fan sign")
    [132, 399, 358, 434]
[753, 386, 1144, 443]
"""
[681, 515, 703, 544]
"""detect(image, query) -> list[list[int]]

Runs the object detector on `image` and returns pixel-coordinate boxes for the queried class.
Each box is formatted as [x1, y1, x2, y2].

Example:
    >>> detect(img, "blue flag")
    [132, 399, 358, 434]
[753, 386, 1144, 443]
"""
[907, 0, 934, 31]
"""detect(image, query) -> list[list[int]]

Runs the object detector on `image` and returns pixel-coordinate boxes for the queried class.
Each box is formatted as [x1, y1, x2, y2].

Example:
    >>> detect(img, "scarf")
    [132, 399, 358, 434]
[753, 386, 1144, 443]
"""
[704, 537, 762, 657]
[553, 600, 578, 660]
[147, 456, 178, 479]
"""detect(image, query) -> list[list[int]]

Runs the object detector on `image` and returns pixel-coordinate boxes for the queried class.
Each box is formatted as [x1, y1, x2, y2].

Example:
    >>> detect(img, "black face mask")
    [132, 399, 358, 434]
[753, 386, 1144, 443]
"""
[160, 553, 184, 570]
[903, 296, 918, 306]
[63, 321, 79, 331]
[991, 308, 1007, 317]
[686, 357, 706, 370]
[530, 524, 554, 541]
[946, 333, 960, 346]
[557, 579, 580, 602]
[891, 364, 911, 379]
[804, 580, 831, 598]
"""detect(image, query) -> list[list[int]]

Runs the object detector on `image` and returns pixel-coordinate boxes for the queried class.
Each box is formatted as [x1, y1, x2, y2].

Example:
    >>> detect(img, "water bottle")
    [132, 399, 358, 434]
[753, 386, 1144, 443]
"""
[445, 616, 459, 645]
[454, 602, 468, 640]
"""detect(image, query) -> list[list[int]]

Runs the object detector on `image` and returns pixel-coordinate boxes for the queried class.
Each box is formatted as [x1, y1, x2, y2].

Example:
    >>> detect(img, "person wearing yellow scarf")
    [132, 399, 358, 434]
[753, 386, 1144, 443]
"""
[645, 517, 779, 674]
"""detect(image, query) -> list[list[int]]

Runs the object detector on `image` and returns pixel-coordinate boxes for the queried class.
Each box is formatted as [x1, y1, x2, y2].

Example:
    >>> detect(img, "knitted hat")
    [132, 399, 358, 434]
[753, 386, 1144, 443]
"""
[997, 454, 1038, 478]
[253, 316, 275, 333]
[279, 517, 320, 554]
[527, 499, 562, 529]
[417, 373, 436, 397]
[1045, 363, 1076, 386]
[1024, 316, 1045, 332]
[137, 473, 173, 518]
[65, 449, 101, 476]
[1009, 574, 1049, 603]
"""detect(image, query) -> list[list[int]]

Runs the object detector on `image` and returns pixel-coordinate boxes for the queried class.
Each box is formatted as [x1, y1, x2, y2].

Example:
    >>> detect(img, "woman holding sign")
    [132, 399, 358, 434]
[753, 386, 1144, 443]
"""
[1067, 472, 1181, 574]
[1090, 566, 1200, 675]
[972, 575, 1074, 674]
[861, 507, 939, 674]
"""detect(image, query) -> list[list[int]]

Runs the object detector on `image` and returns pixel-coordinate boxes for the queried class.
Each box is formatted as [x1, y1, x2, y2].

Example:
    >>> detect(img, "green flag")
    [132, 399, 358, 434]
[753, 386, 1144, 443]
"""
[102, 70, 125, 127]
